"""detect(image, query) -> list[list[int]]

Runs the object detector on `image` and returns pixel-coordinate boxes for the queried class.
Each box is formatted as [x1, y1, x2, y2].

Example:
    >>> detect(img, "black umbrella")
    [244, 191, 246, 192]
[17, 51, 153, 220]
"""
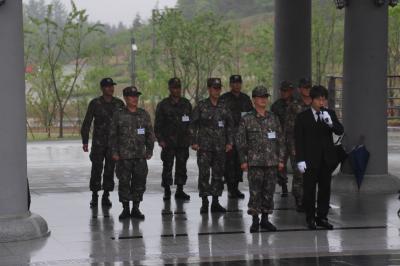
[349, 144, 370, 190]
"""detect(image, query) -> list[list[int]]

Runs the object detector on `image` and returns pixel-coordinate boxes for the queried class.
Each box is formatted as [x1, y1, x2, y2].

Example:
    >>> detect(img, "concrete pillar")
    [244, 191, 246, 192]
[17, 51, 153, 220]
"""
[274, 0, 312, 98]
[332, 0, 400, 193]
[0, 0, 49, 242]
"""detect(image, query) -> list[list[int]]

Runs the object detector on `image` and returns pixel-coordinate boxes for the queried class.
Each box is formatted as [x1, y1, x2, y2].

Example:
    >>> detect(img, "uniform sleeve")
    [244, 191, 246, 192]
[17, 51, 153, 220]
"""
[109, 112, 119, 157]
[329, 110, 344, 136]
[80, 100, 95, 145]
[190, 104, 200, 145]
[283, 103, 294, 141]
[236, 118, 248, 164]
[275, 116, 285, 163]
[145, 112, 155, 157]
[154, 102, 164, 143]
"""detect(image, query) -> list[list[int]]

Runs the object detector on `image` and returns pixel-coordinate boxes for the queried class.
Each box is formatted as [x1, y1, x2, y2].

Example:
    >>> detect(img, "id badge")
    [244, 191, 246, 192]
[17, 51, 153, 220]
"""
[137, 128, 145, 135]
[267, 131, 276, 139]
[218, 121, 224, 128]
[182, 115, 190, 122]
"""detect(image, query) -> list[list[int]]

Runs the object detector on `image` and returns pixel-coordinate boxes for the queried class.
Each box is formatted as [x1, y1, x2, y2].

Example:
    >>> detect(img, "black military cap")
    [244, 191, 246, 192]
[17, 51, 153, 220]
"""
[252, 85, 271, 98]
[280, 81, 294, 91]
[229, 75, 242, 84]
[123, 86, 142, 97]
[298, 78, 311, 88]
[207, 78, 222, 88]
[100, 77, 117, 88]
[168, 77, 182, 88]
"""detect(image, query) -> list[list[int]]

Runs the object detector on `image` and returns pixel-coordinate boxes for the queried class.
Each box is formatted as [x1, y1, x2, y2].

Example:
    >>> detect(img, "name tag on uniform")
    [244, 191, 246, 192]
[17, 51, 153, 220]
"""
[137, 128, 145, 135]
[182, 115, 190, 122]
[267, 131, 276, 139]
[218, 121, 224, 128]
[241, 112, 247, 117]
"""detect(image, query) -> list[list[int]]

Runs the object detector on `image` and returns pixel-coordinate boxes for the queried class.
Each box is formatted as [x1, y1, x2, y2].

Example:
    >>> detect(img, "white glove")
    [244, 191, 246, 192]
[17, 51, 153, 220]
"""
[297, 161, 307, 174]
[322, 111, 333, 126]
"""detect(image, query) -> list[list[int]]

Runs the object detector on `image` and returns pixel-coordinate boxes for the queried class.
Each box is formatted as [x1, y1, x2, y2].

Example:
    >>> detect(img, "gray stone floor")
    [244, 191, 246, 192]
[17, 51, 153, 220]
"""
[0, 136, 399, 265]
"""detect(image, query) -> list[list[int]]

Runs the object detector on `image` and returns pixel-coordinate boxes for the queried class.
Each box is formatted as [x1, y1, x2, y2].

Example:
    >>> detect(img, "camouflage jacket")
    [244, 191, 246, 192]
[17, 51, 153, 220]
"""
[190, 98, 234, 152]
[154, 96, 192, 148]
[236, 110, 285, 167]
[284, 99, 311, 143]
[270, 98, 293, 131]
[220, 91, 253, 129]
[109, 107, 155, 159]
[81, 96, 125, 146]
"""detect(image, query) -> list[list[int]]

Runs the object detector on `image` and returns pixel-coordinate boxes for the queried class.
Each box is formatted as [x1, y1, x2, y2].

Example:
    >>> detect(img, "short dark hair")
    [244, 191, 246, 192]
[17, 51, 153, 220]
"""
[310, 85, 328, 99]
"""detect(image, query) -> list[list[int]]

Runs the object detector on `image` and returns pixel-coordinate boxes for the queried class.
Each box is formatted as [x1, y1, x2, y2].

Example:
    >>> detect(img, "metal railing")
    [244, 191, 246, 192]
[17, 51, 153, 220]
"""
[327, 76, 400, 124]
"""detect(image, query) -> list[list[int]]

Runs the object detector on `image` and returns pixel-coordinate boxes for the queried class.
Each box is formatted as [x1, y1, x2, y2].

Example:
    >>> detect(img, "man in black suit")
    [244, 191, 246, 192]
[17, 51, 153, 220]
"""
[294, 85, 344, 230]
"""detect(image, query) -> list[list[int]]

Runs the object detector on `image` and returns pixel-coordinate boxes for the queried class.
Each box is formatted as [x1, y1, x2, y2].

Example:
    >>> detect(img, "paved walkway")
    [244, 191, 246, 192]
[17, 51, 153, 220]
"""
[0, 136, 398, 265]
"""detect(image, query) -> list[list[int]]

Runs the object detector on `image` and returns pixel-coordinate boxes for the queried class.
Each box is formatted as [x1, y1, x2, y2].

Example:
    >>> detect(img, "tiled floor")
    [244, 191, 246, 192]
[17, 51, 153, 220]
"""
[0, 139, 399, 265]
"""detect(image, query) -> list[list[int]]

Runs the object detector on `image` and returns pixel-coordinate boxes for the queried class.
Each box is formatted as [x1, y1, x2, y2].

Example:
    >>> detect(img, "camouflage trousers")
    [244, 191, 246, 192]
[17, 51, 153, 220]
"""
[288, 140, 303, 205]
[197, 150, 225, 197]
[116, 159, 148, 203]
[224, 147, 243, 190]
[89, 145, 115, 192]
[247, 166, 277, 215]
[161, 147, 189, 187]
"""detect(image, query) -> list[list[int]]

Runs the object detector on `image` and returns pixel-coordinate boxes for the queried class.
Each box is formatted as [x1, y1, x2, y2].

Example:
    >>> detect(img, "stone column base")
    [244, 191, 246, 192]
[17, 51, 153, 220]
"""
[332, 173, 400, 194]
[0, 212, 50, 242]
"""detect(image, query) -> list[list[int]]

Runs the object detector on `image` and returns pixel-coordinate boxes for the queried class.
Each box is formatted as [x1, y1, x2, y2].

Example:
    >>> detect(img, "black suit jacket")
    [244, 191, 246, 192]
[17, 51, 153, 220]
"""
[294, 108, 344, 169]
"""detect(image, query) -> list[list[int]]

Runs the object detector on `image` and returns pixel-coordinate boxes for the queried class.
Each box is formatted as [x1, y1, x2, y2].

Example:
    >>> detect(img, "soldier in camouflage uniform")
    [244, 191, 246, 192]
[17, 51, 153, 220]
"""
[81, 77, 125, 208]
[190, 78, 234, 214]
[109, 86, 155, 220]
[270, 81, 295, 197]
[237, 86, 285, 233]
[220, 75, 253, 199]
[283, 78, 312, 212]
[154, 78, 192, 201]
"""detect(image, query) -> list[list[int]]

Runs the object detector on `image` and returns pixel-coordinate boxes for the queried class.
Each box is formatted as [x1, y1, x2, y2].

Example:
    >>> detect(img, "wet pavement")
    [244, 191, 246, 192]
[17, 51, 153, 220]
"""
[0, 137, 399, 265]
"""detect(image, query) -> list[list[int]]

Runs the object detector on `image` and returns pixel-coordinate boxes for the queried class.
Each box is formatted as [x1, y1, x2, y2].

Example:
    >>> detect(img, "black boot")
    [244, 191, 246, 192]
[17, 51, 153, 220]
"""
[211, 196, 226, 213]
[131, 202, 145, 220]
[90, 192, 98, 208]
[260, 213, 277, 231]
[175, 185, 190, 200]
[200, 197, 209, 214]
[101, 191, 112, 207]
[119, 202, 130, 220]
[163, 186, 171, 201]
[281, 184, 288, 198]
[250, 215, 260, 233]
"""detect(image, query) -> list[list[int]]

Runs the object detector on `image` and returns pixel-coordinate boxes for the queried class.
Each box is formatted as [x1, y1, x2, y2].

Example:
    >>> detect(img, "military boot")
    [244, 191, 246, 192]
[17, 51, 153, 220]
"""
[163, 186, 171, 201]
[90, 192, 98, 208]
[118, 202, 130, 220]
[211, 196, 226, 213]
[260, 213, 277, 231]
[175, 185, 190, 200]
[250, 215, 260, 233]
[131, 202, 145, 220]
[101, 191, 112, 208]
[235, 183, 245, 199]
[200, 197, 209, 214]
[281, 184, 288, 198]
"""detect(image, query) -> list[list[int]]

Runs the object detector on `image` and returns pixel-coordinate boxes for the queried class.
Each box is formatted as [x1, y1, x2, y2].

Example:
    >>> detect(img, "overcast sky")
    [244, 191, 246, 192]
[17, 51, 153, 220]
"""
[23, 0, 178, 26]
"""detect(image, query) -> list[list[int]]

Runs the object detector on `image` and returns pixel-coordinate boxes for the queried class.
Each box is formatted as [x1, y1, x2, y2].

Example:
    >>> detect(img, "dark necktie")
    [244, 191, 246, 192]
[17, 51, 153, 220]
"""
[316, 111, 322, 123]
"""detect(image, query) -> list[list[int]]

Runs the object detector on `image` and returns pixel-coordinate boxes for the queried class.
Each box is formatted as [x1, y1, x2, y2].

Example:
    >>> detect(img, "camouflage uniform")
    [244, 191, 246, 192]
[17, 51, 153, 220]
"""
[190, 98, 234, 197]
[237, 110, 285, 215]
[270, 98, 293, 186]
[109, 107, 155, 203]
[220, 91, 253, 189]
[81, 96, 125, 192]
[283, 99, 311, 205]
[154, 96, 192, 187]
